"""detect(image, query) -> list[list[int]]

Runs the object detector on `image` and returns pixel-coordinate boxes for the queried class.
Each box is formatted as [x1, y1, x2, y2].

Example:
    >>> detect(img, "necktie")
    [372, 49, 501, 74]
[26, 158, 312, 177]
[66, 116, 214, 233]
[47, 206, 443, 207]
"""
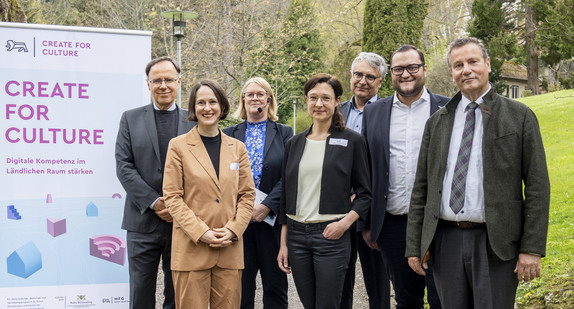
[449, 102, 479, 214]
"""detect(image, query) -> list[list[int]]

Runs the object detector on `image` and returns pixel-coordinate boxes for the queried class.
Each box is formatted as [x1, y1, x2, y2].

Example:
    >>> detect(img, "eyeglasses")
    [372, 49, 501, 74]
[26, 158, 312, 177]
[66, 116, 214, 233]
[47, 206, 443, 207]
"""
[390, 64, 424, 76]
[307, 95, 333, 104]
[148, 78, 178, 86]
[244, 92, 267, 100]
[352, 72, 379, 83]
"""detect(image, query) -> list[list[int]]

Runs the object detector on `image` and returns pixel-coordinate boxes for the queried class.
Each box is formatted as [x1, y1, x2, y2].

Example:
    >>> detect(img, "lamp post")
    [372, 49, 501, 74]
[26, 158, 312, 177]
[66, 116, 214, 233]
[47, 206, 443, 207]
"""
[291, 97, 298, 132]
[161, 10, 198, 106]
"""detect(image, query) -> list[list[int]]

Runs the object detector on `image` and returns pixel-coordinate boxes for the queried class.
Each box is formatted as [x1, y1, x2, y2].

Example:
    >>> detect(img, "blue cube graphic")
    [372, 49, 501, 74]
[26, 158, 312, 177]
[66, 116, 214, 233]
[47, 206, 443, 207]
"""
[7, 241, 42, 279]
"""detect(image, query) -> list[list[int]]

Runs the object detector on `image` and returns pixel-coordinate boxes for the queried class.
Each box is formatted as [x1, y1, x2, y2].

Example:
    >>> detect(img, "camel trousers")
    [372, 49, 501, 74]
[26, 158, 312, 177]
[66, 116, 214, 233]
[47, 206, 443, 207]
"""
[172, 266, 242, 309]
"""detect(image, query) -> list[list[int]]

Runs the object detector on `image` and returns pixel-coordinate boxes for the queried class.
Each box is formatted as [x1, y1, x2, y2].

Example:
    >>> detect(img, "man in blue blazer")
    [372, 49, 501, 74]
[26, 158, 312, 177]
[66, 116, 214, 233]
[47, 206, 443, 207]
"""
[406, 38, 550, 308]
[361, 45, 447, 308]
[115, 57, 196, 309]
[339, 52, 391, 309]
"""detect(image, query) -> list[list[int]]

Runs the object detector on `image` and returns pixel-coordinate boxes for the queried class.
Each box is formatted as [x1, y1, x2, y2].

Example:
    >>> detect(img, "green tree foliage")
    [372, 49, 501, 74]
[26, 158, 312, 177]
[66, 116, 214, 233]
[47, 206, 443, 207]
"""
[467, 0, 519, 94]
[533, 0, 574, 66]
[362, 0, 428, 96]
[256, 0, 325, 123]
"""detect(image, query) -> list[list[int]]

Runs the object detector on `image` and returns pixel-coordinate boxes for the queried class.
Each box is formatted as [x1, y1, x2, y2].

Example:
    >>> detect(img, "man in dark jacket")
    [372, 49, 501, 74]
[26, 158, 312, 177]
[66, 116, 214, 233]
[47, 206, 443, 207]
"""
[361, 45, 447, 308]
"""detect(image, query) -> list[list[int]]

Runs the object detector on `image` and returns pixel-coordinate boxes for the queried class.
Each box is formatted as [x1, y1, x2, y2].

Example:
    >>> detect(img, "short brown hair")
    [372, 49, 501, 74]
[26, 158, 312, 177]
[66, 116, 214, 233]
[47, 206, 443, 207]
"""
[447, 37, 489, 69]
[390, 45, 425, 66]
[187, 79, 230, 121]
[145, 56, 180, 77]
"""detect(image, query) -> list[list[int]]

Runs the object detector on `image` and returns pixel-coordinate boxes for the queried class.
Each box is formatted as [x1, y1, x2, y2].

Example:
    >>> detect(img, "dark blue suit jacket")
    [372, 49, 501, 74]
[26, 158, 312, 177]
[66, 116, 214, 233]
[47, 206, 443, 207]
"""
[359, 90, 450, 243]
[223, 120, 293, 219]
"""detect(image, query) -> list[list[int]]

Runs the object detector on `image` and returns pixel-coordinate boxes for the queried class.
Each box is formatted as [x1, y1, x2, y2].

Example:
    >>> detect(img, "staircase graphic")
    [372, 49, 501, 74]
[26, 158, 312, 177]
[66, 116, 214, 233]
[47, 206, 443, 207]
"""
[7, 205, 21, 220]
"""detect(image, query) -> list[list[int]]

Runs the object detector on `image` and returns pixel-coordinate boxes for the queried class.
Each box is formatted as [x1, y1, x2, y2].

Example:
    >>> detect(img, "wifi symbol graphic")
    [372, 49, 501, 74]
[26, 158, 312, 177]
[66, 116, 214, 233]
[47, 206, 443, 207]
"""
[89, 235, 126, 265]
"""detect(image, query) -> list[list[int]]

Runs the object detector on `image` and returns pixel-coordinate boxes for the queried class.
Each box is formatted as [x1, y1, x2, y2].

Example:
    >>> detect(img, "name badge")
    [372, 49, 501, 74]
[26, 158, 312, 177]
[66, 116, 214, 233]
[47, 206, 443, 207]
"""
[230, 163, 240, 170]
[329, 138, 348, 147]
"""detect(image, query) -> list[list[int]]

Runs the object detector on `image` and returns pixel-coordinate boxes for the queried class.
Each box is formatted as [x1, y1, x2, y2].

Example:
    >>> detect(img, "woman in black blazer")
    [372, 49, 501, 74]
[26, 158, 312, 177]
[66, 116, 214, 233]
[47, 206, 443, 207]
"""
[276, 74, 372, 309]
[223, 77, 293, 309]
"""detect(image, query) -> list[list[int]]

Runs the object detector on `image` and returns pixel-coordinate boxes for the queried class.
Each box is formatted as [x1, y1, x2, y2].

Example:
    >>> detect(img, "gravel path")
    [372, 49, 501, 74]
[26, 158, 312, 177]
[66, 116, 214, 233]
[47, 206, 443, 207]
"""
[155, 260, 391, 308]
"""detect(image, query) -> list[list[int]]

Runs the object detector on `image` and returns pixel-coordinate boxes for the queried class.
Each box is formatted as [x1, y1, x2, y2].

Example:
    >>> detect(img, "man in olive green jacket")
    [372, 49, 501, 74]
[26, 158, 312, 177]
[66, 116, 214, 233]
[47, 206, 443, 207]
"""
[406, 37, 550, 308]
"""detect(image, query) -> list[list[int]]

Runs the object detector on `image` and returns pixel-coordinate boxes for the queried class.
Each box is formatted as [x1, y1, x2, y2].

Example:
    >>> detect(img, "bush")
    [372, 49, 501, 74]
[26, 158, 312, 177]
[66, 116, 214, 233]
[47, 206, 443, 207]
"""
[283, 108, 313, 134]
[548, 82, 565, 93]
[522, 90, 533, 97]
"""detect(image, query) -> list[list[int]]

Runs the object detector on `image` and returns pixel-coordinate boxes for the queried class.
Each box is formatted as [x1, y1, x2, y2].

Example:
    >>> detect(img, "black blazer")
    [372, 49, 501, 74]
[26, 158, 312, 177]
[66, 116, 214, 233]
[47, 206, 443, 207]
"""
[223, 120, 293, 218]
[359, 90, 450, 243]
[279, 127, 372, 224]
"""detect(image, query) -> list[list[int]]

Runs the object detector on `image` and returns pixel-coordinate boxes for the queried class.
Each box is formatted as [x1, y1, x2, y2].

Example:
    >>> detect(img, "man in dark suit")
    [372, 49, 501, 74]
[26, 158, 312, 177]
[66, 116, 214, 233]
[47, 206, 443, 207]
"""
[115, 57, 196, 309]
[406, 37, 550, 308]
[339, 52, 391, 309]
[361, 45, 447, 308]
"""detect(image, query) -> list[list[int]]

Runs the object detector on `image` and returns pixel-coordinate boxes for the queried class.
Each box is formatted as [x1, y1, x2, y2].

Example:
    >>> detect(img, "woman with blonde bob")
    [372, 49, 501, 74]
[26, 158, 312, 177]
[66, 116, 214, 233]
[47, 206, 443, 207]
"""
[224, 77, 293, 308]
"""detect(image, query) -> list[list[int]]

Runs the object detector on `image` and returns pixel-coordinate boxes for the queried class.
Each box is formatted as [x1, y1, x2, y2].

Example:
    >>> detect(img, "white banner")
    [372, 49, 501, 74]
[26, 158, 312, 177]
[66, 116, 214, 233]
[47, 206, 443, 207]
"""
[0, 22, 151, 308]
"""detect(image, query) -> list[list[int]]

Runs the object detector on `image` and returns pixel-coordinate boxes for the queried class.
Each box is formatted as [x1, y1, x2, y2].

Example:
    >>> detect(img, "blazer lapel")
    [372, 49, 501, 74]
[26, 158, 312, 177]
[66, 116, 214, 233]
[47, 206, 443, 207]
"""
[380, 98, 393, 167]
[479, 88, 496, 136]
[438, 93, 460, 173]
[144, 104, 161, 163]
[218, 133, 234, 191]
[428, 91, 442, 114]
[235, 122, 247, 142]
[177, 107, 192, 135]
[186, 128, 220, 189]
[263, 121, 277, 158]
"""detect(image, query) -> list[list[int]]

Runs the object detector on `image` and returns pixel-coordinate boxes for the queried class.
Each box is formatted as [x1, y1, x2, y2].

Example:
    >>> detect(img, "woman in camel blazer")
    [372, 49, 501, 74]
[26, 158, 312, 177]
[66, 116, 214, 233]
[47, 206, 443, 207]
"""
[163, 79, 255, 309]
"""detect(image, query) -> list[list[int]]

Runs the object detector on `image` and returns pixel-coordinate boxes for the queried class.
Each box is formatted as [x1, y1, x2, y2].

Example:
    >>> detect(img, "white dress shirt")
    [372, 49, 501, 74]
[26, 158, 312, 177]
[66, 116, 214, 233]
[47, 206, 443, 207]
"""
[387, 89, 431, 215]
[440, 86, 491, 222]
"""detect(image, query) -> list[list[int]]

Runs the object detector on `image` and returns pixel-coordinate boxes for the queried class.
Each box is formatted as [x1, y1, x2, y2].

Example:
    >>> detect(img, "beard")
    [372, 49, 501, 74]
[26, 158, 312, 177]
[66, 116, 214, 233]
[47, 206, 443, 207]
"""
[395, 79, 425, 98]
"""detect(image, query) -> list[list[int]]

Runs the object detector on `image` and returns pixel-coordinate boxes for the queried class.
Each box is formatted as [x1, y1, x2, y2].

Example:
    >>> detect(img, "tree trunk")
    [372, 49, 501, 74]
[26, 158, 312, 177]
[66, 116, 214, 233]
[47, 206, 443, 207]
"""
[525, 2, 539, 95]
[0, 0, 26, 22]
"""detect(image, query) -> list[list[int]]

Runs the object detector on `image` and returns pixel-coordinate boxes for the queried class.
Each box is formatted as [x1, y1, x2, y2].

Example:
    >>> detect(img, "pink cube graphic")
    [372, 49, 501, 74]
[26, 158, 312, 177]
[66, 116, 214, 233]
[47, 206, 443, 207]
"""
[47, 218, 66, 237]
[89, 235, 126, 266]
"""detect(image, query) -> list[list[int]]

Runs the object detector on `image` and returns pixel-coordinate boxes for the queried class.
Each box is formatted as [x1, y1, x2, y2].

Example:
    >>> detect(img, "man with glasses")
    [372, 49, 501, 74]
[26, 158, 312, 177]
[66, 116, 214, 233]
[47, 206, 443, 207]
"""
[340, 52, 391, 309]
[115, 56, 196, 309]
[362, 45, 448, 308]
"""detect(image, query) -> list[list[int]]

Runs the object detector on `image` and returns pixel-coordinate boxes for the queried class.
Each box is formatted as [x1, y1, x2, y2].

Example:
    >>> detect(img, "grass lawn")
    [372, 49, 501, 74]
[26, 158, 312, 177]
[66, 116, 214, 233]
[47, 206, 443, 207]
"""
[515, 89, 574, 308]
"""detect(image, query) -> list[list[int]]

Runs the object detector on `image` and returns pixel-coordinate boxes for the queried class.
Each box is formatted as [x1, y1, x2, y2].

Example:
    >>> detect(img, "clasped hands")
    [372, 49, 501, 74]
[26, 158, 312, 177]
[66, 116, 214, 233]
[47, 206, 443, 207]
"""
[200, 227, 237, 247]
[152, 197, 173, 223]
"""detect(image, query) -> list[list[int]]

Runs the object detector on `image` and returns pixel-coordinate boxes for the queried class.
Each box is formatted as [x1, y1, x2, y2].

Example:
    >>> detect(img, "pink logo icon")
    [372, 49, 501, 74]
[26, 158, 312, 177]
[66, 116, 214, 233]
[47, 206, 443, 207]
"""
[89, 235, 126, 265]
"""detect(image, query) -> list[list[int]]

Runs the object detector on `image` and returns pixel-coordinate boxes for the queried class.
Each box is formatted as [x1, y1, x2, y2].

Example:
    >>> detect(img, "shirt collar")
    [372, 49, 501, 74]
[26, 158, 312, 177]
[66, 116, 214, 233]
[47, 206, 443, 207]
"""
[350, 94, 379, 111]
[247, 119, 267, 126]
[392, 86, 430, 108]
[460, 84, 492, 109]
[152, 102, 177, 111]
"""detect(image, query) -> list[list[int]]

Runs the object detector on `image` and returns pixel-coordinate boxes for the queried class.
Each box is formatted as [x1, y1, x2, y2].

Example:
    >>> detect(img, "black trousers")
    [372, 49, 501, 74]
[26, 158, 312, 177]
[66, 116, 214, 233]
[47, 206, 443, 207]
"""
[341, 223, 391, 309]
[126, 223, 175, 309]
[240, 222, 288, 309]
[378, 213, 441, 309]
[432, 223, 518, 309]
[287, 219, 351, 309]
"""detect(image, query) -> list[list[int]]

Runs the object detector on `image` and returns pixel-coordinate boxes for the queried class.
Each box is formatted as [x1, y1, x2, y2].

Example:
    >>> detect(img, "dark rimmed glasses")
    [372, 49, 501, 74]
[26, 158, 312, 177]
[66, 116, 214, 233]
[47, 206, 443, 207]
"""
[390, 64, 424, 76]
